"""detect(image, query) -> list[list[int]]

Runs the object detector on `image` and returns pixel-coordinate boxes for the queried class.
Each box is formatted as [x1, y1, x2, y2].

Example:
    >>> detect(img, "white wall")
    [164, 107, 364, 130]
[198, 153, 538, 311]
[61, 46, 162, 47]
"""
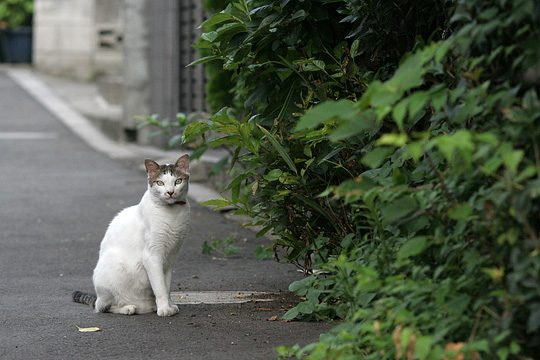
[33, 0, 97, 80]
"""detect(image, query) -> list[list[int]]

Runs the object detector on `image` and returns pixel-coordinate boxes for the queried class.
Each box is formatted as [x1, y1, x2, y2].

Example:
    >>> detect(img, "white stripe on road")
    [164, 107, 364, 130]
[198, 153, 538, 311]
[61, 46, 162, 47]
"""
[170, 291, 276, 305]
[0, 131, 57, 140]
[7, 69, 134, 159]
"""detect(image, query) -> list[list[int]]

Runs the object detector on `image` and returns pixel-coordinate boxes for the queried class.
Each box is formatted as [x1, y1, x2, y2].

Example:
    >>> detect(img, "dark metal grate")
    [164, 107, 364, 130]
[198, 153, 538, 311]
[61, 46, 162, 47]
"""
[148, 0, 206, 122]
[178, 0, 206, 113]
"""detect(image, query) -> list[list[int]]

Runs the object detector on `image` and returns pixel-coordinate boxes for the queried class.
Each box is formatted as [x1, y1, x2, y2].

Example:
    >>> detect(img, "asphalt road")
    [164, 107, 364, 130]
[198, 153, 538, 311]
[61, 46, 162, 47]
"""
[0, 71, 329, 359]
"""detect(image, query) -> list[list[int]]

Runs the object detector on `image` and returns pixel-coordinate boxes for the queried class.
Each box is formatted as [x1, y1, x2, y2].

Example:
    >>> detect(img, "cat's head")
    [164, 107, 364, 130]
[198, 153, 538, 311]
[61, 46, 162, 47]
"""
[144, 154, 190, 205]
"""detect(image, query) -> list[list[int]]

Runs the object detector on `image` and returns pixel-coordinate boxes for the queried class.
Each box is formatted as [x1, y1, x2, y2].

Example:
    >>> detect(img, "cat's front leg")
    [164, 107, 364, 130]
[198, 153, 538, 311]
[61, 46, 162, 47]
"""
[142, 249, 179, 317]
[165, 267, 172, 295]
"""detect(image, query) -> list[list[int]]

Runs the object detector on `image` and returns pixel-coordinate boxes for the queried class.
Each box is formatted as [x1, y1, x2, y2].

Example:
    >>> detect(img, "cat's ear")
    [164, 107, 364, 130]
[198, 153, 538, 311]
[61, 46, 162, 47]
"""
[144, 159, 160, 178]
[175, 154, 190, 173]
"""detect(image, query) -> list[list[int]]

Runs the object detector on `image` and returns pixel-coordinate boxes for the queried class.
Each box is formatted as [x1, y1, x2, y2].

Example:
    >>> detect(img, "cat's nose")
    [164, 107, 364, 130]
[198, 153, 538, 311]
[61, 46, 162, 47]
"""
[167, 191, 174, 197]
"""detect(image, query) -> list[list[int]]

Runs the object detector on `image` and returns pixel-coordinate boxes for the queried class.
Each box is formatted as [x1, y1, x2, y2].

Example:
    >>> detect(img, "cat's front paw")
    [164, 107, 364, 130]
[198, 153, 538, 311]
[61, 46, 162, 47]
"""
[157, 304, 179, 317]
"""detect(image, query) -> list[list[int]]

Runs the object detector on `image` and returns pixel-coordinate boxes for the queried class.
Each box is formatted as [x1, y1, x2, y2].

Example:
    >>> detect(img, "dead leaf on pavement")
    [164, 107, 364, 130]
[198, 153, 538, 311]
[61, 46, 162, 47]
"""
[266, 315, 279, 321]
[76, 325, 101, 332]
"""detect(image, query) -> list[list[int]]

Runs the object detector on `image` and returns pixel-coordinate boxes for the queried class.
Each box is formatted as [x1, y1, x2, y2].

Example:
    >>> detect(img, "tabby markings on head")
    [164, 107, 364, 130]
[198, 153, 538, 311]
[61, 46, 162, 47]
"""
[148, 164, 182, 186]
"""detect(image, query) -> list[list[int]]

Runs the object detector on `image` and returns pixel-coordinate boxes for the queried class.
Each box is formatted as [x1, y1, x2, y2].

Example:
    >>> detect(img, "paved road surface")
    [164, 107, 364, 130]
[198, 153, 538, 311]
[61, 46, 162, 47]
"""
[0, 71, 329, 359]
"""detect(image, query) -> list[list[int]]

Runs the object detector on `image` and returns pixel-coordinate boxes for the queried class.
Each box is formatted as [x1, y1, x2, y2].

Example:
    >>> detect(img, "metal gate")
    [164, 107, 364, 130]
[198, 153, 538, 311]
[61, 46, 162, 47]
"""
[178, 0, 206, 113]
[147, 0, 206, 122]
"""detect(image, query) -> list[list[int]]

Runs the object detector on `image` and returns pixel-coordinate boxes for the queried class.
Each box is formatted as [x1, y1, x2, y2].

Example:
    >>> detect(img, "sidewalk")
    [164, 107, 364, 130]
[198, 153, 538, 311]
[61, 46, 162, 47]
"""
[0, 69, 329, 359]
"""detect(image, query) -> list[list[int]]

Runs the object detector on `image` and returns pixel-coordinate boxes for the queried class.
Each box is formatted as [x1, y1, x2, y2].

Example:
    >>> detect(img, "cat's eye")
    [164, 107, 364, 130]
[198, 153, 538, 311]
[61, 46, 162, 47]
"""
[175, 179, 183, 185]
[154, 180, 164, 186]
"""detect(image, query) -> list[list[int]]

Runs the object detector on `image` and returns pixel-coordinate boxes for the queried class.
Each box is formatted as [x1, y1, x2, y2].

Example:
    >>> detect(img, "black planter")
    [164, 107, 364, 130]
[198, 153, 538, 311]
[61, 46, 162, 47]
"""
[0, 27, 32, 63]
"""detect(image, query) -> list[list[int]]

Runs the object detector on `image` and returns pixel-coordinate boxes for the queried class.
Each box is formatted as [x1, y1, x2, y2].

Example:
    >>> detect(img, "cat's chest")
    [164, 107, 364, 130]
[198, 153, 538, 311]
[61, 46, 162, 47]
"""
[146, 206, 189, 236]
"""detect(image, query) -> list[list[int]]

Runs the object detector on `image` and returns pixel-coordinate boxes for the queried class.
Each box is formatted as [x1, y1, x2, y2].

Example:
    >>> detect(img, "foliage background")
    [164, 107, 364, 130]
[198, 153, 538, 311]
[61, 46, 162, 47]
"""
[184, 0, 540, 358]
[201, 0, 235, 112]
[0, 0, 33, 28]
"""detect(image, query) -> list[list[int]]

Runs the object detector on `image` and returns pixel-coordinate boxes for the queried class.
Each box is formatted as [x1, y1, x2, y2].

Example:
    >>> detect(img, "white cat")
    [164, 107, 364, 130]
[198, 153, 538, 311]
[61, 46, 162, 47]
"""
[73, 155, 190, 317]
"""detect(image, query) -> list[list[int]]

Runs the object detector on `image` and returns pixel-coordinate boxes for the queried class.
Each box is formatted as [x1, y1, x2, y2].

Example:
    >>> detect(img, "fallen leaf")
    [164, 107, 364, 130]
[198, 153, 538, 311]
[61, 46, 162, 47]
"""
[76, 325, 101, 332]
[444, 342, 464, 360]
[373, 320, 381, 336]
[392, 326, 403, 359]
[266, 315, 279, 321]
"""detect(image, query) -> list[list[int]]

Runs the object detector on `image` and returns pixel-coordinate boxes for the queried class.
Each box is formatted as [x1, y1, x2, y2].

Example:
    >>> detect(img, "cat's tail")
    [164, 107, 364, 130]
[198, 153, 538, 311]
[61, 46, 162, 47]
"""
[72, 291, 96, 308]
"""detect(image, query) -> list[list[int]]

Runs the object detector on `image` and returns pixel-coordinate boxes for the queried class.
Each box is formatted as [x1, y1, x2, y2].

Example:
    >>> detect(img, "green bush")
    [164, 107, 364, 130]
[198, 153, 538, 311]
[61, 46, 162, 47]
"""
[0, 0, 33, 28]
[185, 0, 540, 358]
[199, 0, 235, 112]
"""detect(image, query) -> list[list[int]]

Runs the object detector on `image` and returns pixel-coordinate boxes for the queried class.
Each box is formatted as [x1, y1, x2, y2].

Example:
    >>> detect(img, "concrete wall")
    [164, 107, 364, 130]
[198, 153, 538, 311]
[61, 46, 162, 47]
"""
[34, 0, 205, 146]
[33, 0, 97, 80]
[94, 0, 123, 78]
[33, 0, 124, 82]
[147, 0, 179, 127]
[122, 0, 149, 135]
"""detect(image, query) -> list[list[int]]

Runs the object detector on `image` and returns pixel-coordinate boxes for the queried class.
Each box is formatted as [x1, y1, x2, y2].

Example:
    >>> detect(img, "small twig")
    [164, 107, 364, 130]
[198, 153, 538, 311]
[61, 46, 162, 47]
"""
[531, 131, 540, 178]
[481, 306, 501, 320]
[426, 154, 457, 203]
[468, 308, 483, 342]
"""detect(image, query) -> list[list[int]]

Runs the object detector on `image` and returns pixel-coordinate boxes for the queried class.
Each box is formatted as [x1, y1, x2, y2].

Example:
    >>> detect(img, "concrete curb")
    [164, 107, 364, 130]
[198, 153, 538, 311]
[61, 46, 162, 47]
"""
[7, 68, 223, 205]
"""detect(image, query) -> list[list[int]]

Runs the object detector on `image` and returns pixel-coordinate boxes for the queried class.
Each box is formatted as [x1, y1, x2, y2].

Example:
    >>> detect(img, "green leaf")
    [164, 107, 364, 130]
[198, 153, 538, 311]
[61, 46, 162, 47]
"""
[254, 245, 274, 260]
[380, 195, 418, 222]
[167, 134, 183, 148]
[201, 31, 218, 42]
[182, 122, 209, 143]
[200, 12, 236, 29]
[407, 91, 428, 119]
[258, 125, 298, 174]
[224, 244, 240, 256]
[361, 147, 394, 168]
[392, 99, 408, 129]
[369, 85, 401, 108]
[387, 51, 427, 92]
[306, 288, 322, 304]
[289, 278, 310, 293]
[502, 148, 524, 174]
[448, 203, 473, 220]
[466, 339, 489, 352]
[312, 60, 326, 71]
[482, 154, 503, 174]
[290, 9, 307, 20]
[329, 113, 379, 141]
[187, 55, 221, 67]
[202, 240, 213, 255]
[431, 89, 448, 111]
[214, 22, 247, 42]
[435, 130, 474, 165]
[295, 100, 356, 131]
[264, 169, 283, 181]
[200, 199, 231, 210]
[497, 347, 509, 360]
[282, 307, 299, 320]
[415, 336, 432, 360]
[296, 301, 314, 315]
[228, 173, 252, 202]
[398, 236, 428, 260]
[350, 39, 360, 58]
[376, 133, 408, 147]
[405, 141, 425, 162]
[190, 144, 208, 160]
